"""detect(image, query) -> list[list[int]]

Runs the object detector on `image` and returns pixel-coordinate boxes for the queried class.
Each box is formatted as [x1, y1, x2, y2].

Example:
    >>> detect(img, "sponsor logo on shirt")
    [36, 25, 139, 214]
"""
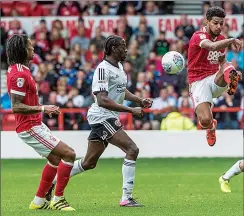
[17, 78, 25, 88]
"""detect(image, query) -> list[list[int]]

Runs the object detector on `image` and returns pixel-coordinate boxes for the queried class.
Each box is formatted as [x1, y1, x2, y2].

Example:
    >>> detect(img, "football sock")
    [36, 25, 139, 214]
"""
[223, 160, 242, 180]
[55, 160, 73, 197]
[34, 162, 58, 205]
[52, 158, 84, 185]
[122, 159, 136, 201]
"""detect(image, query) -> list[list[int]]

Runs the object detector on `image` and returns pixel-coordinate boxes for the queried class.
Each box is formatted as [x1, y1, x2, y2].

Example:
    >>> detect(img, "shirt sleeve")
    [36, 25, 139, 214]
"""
[192, 32, 211, 48]
[92, 66, 109, 95]
[10, 73, 28, 96]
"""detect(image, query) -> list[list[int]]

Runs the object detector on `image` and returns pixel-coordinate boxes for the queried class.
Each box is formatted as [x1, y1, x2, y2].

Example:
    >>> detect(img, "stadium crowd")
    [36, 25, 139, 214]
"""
[1, 1, 244, 130]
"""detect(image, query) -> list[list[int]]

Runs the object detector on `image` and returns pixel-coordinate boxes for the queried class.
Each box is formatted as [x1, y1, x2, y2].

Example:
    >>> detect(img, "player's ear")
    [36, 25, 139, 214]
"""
[112, 46, 116, 52]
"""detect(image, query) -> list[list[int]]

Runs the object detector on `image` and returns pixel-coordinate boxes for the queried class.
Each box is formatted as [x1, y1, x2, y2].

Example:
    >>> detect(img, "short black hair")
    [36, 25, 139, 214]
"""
[103, 35, 123, 57]
[206, 6, 226, 20]
[6, 34, 29, 65]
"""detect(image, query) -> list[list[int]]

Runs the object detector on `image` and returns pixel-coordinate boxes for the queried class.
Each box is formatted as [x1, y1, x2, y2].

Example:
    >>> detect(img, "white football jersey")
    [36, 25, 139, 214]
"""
[87, 60, 127, 124]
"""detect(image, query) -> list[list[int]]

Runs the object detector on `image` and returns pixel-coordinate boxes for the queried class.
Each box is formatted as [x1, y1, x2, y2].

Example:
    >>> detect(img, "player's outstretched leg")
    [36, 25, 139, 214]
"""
[48, 141, 76, 211]
[29, 154, 60, 210]
[195, 102, 217, 146]
[108, 130, 143, 207]
[219, 160, 244, 193]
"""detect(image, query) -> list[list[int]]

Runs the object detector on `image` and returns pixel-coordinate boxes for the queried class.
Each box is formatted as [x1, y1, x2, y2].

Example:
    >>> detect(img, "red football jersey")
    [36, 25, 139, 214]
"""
[188, 27, 226, 84]
[7, 64, 41, 133]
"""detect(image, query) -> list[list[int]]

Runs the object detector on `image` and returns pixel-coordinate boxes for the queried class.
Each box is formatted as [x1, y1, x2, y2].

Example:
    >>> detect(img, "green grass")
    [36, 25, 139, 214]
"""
[1, 158, 243, 216]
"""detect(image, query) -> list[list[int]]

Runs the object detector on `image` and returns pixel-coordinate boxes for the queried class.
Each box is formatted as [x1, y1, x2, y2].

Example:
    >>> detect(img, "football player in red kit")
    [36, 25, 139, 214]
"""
[188, 7, 242, 146]
[6, 34, 76, 211]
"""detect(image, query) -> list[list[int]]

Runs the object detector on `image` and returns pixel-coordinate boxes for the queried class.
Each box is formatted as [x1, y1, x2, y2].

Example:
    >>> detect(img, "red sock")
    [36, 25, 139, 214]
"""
[55, 160, 73, 197]
[36, 162, 58, 198]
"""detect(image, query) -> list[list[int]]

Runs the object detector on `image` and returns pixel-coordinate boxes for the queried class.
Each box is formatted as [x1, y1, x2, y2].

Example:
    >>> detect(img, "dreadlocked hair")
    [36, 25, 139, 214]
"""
[103, 35, 123, 59]
[6, 34, 29, 65]
[206, 6, 226, 20]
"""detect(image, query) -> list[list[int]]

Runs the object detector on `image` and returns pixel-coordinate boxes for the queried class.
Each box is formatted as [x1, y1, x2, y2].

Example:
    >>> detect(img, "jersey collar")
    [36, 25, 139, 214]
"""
[104, 59, 119, 69]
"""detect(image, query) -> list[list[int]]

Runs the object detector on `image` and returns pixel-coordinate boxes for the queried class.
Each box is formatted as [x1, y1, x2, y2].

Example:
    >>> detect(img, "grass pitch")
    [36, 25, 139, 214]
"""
[1, 158, 243, 216]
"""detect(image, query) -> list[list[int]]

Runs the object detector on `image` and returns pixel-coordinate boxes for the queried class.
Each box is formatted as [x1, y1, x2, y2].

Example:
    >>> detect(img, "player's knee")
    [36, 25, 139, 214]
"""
[199, 116, 212, 128]
[126, 142, 139, 158]
[239, 160, 244, 172]
[62, 148, 76, 162]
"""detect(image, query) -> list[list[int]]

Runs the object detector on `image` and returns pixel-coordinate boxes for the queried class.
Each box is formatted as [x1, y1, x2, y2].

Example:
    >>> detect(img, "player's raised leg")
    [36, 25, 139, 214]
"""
[108, 129, 143, 207]
[219, 160, 244, 192]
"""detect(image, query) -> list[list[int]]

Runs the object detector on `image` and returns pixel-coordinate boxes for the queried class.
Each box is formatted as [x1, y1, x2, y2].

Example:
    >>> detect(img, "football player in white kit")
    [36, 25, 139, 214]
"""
[47, 35, 152, 207]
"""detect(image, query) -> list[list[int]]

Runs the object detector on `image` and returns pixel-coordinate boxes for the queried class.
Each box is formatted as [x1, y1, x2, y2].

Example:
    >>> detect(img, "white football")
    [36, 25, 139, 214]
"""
[161, 51, 185, 75]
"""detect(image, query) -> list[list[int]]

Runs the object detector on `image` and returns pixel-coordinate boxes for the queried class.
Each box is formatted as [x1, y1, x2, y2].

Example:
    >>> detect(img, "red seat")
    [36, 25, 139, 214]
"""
[15, 1, 31, 16]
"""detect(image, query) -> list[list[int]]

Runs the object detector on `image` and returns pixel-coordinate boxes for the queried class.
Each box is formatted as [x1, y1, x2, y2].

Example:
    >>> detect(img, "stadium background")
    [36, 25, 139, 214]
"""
[1, 1, 243, 216]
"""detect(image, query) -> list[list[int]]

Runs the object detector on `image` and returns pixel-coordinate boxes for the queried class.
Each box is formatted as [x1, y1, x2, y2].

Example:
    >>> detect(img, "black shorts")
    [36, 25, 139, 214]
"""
[88, 118, 123, 147]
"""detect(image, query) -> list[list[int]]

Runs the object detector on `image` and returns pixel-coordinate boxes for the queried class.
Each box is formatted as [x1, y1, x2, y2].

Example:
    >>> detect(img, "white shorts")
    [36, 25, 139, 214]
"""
[189, 73, 227, 110]
[18, 123, 60, 157]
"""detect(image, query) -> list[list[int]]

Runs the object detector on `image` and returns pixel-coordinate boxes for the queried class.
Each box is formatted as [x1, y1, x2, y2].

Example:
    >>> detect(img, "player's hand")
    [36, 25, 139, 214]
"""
[131, 107, 144, 118]
[43, 105, 60, 118]
[231, 38, 242, 51]
[140, 98, 153, 108]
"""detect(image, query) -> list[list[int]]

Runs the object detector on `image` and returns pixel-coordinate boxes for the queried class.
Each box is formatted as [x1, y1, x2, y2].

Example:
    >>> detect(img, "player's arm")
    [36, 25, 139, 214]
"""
[96, 91, 133, 113]
[200, 38, 241, 51]
[125, 89, 153, 108]
[11, 93, 42, 114]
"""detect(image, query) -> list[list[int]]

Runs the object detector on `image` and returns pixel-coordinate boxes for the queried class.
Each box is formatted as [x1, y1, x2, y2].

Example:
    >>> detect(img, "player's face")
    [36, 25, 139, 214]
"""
[27, 38, 35, 60]
[117, 39, 127, 61]
[208, 16, 224, 36]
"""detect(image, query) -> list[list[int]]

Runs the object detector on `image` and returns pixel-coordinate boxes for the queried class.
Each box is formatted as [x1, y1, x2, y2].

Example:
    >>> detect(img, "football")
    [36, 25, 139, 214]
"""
[161, 51, 185, 75]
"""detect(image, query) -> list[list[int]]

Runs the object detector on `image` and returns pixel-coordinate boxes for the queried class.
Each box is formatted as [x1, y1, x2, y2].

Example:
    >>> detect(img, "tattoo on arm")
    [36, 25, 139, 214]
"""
[11, 93, 41, 114]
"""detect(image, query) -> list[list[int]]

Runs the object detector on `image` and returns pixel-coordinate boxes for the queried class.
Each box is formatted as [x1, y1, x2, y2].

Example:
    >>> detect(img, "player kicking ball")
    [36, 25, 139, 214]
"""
[219, 160, 244, 193]
[6, 34, 76, 211]
[46, 35, 152, 207]
[188, 6, 242, 146]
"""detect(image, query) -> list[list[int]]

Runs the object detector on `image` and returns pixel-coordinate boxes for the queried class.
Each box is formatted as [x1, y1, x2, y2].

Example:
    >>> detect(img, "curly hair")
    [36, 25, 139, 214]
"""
[6, 34, 29, 65]
[103, 35, 123, 58]
[206, 6, 226, 20]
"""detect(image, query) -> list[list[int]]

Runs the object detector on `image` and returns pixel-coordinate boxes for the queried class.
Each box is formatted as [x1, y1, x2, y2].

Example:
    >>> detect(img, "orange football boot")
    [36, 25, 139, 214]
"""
[206, 119, 217, 147]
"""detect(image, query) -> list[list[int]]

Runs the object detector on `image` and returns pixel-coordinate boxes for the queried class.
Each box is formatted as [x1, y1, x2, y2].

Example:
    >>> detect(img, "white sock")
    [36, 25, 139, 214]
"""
[33, 196, 45, 205]
[52, 158, 84, 185]
[52, 195, 61, 202]
[223, 160, 242, 180]
[122, 159, 136, 201]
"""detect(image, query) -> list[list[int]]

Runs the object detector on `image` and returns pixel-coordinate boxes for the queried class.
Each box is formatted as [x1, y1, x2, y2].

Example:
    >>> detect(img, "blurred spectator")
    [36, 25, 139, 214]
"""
[36, 32, 50, 52]
[56, 1, 81, 16]
[7, 20, 26, 38]
[237, 24, 244, 39]
[135, 72, 151, 93]
[68, 87, 85, 107]
[125, 2, 136, 15]
[71, 26, 90, 53]
[107, 1, 120, 15]
[33, 19, 50, 43]
[117, 16, 133, 43]
[179, 15, 195, 40]
[143, 1, 160, 15]
[177, 89, 193, 109]
[167, 84, 178, 100]
[145, 52, 163, 74]
[101, 4, 109, 15]
[175, 27, 189, 46]
[59, 58, 77, 86]
[151, 87, 176, 120]
[202, 1, 211, 16]
[30, 35, 45, 61]
[126, 41, 145, 76]
[123, 60, 135, 93]
[223, 1, 239, 15]
[70, 17, 92, 39]
[82, 1, 102, 15]
[85, 44, 103, 69]
[160, 108, 196, 130]
[50, 28, 65, 49]
[89, 27, 106, 52]
[73, 70, 91, 97]
[153, 31, 170, 56]
[56, 87, 68, 106]
[222, 23, 232, 38]
[214, 93, 239, 129]
[52, 19, 68, 40]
